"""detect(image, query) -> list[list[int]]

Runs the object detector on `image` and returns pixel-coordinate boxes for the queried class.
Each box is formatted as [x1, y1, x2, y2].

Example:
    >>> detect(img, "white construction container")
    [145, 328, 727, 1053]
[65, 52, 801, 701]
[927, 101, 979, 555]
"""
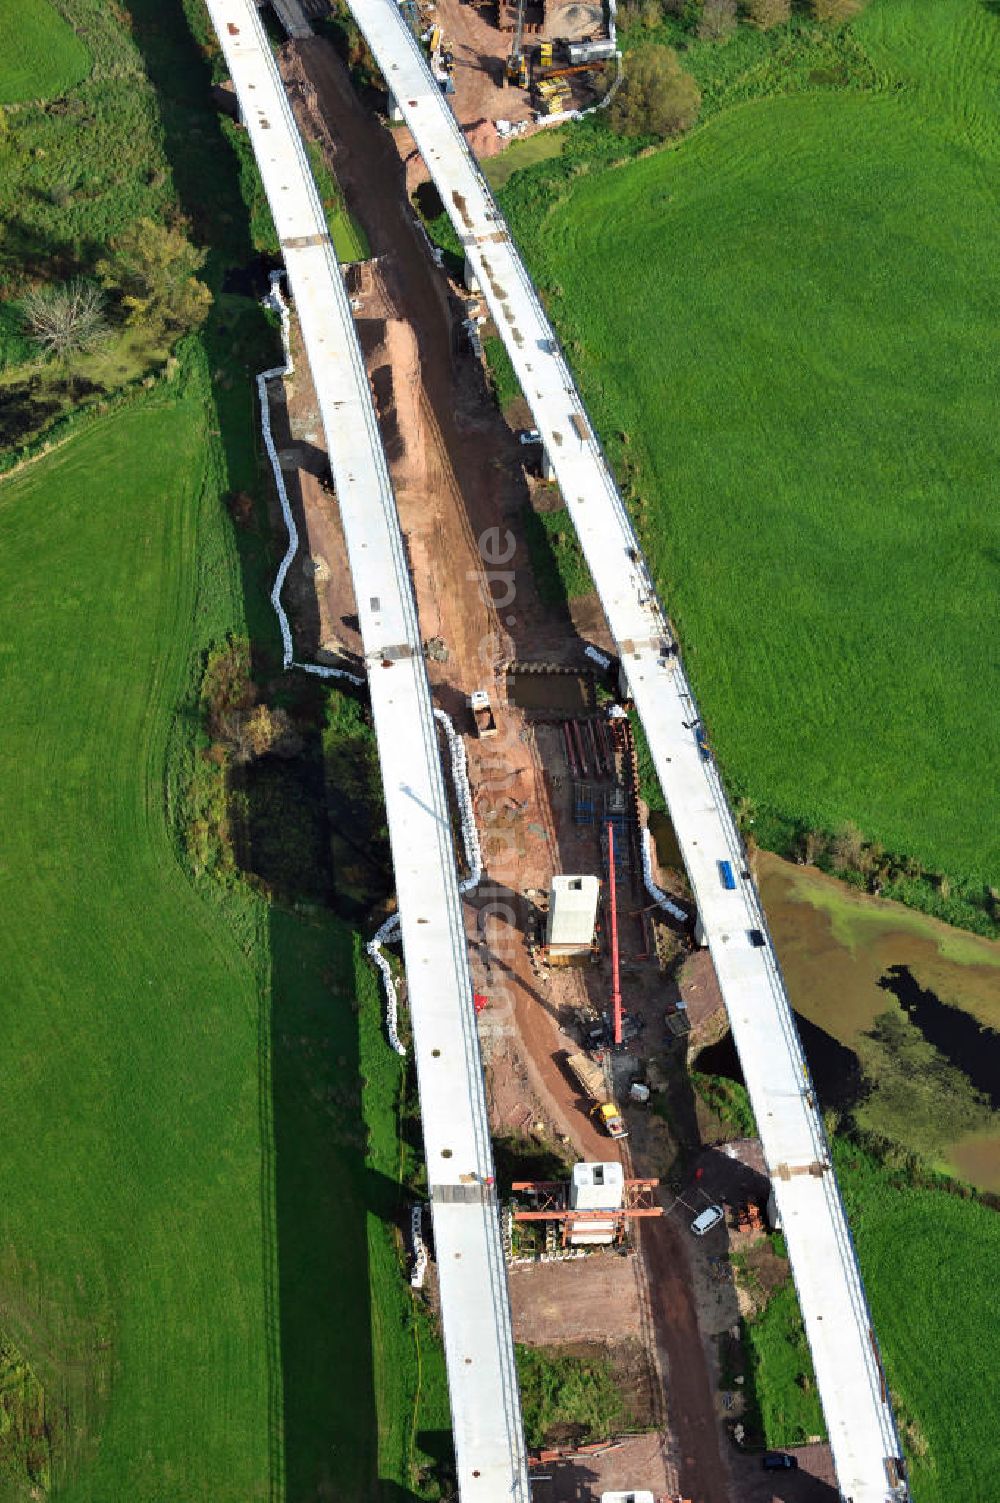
[601, 1494, 655, 1503]
[545, 874, 600, 955]
[567, 38, 617, 63]
[570, 1161, 624, 1212]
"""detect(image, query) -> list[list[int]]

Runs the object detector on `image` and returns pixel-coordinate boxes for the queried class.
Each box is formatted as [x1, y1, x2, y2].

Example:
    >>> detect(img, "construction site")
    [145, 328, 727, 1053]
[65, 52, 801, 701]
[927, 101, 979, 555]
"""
[207, 3, 909, 1501]
[394, 0, 620, 131]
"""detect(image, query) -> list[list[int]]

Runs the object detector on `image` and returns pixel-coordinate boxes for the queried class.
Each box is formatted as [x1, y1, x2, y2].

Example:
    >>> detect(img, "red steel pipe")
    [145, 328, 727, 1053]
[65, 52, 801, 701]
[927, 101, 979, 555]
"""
[608, 820, 623, 1047]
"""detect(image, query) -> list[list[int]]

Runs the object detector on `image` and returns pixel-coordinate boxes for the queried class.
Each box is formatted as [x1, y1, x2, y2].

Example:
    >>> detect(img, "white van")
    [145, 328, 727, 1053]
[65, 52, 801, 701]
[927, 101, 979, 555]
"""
[690, 1204, 725, 1237]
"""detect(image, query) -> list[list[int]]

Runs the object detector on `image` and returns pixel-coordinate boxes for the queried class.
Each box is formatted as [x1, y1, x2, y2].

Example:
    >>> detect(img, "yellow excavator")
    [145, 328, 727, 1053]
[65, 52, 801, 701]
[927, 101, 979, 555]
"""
[504, 0, 528, 87]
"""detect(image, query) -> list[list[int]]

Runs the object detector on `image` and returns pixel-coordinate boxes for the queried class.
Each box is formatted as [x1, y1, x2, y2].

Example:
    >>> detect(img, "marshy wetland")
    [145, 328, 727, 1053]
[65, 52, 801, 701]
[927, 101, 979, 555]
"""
[758, 854, 1000, 1190]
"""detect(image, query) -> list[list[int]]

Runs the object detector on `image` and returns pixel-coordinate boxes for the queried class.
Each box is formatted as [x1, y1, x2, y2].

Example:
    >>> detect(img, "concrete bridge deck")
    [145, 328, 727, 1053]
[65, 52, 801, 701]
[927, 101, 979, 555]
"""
[205, 5, 530, 1499]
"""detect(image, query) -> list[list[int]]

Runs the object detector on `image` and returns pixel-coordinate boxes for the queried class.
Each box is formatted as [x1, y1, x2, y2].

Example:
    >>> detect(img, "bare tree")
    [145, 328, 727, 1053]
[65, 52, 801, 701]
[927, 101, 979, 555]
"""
[745, 0, 791, 26]
[698, 0, 738, 39]
[830, 821, 865, 873]
[800, 827, 828, 865]
[22, 279, 109, 361]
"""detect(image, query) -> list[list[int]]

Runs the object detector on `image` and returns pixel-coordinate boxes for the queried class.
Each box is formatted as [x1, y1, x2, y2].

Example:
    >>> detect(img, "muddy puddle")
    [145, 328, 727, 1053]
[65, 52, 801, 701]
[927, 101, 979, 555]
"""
[756, 853, 1000, 1191]
[506, 668, 593, 716]
[649, 810, 684, 873]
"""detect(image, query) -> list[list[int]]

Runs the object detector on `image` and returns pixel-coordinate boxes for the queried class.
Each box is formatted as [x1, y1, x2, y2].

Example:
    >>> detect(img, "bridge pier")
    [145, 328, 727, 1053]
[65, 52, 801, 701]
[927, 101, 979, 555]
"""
[540, 446, 556, 483]
[463, 254, 480, 294]
[386, 89, 404, 124]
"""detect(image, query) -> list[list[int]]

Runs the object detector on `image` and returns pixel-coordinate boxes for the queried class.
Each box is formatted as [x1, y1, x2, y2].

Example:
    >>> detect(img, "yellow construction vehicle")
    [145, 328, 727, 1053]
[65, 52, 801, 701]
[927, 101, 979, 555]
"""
[567, 1052, 629, 1140]
[592, 1101, 629, 1140]
[535, 76, 570, 113]
[504, 0, 528, 86]
[506, 51, 528, 87]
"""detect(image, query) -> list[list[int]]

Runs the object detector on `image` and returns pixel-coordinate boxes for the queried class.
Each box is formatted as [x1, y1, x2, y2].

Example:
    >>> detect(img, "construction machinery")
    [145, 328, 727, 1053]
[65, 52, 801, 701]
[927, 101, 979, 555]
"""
[504, 0, 528, 87]
[512, 1162, 660, 1247]
[468, 689, 498, 738]
[566, 1051, 628, 1139]
[423, 23, 456, 93]
[534, 76, 570, 114]
[530, 45, 616, 110]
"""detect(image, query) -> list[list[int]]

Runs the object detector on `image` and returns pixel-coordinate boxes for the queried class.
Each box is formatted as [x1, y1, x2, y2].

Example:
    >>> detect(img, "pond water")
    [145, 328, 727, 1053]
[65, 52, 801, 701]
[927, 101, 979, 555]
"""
[878, 964, 1000, 1111]
[696, 1011, 867, 1117]
[756, 854, 1000, 1192]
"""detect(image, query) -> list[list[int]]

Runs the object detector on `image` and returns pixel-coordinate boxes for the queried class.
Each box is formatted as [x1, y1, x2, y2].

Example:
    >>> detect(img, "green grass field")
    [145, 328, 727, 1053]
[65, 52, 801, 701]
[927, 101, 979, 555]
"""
[0, 360, 446, 1498]
[0, 1, 452, 1496]
[502, 0, 1000, 892]
[307, 141, 371, 262]
[522, 503, 593, 608]
[0, 0, 91, 104]
[0, 0, 260, 457]
[837, 1143, 1000, 1502]
[744, 1276, 826, 1450]
[728, 1136, 1000, 1490]
[0, 303, 31, 371]
[483, 333, 522, 416]
[0, 382, 272, 1498]
[483, 130, 565, 191]
[515, 1345, 640, 1448]
[0, 2, 179, 273]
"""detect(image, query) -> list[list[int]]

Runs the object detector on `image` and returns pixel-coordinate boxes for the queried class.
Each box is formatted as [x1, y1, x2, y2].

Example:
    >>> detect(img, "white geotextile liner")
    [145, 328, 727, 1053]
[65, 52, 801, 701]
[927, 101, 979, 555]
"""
[641, 828, 689, 925]
[433, 706, 483, 896]
[258, 272, 363, 685]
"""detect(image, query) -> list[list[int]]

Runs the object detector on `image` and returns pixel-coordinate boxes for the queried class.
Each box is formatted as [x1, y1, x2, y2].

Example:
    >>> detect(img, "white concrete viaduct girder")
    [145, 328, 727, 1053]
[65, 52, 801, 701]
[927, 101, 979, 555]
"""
[203, 5, 530, 1501]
